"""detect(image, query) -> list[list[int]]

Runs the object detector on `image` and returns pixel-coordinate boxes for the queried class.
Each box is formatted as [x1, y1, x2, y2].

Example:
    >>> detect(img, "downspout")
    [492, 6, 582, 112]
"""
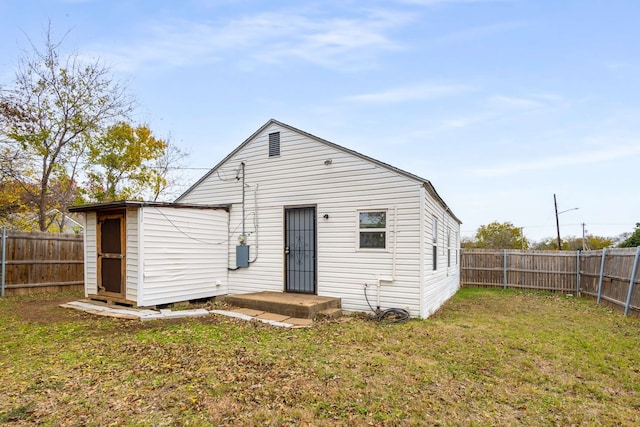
[249, 184, 259, 263]
[241, 162, 246, 240]
[377, 205, 397, 309]
[393, 204, 398, 280]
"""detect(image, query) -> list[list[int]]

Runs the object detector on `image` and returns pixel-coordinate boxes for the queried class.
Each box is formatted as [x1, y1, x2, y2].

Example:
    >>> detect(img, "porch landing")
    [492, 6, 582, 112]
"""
[219, 291, 341, 320]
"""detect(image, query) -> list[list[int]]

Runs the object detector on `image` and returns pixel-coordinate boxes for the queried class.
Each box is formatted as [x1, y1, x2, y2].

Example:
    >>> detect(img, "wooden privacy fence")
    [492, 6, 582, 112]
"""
[461, 248, 640, 316]
[1, 228, 84, 296]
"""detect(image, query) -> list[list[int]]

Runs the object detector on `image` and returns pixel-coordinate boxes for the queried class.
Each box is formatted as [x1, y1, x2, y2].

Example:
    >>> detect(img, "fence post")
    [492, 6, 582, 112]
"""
[597, 248, 607, 304]
[624, 246, 640, 316]
[1, 227, 6, 297]
[503, 249, 507, 290]
[576, 250, 580, 296]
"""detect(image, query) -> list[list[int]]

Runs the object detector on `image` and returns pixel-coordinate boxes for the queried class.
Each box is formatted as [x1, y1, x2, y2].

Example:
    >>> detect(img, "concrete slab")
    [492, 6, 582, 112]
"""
[260, 320, 294, 328]
[64, 301, 209, 321]
[61, 301, 315, 328]
[154, 309, 210, 318]
[210, 310, 294, 328]
[224, 291, 337, 306]
[255, 312, 292, 322]
[221, 291, 341, 319]
[210, 309, 255, 322]
[231, 308, 265, 317]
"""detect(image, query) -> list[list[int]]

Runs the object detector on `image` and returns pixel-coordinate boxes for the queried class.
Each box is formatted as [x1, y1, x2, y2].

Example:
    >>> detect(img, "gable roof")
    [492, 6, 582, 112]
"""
[176, 119, 461, 224]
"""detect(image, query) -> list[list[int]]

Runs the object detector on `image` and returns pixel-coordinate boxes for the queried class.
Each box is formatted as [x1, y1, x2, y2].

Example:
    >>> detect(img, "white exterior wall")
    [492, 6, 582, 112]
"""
[421, 187, 461, 318]
[180, 123, 426, 315]
[137, 207, 229, 306]
[84, 212, 98, 297]
[125, 208, 139, 302]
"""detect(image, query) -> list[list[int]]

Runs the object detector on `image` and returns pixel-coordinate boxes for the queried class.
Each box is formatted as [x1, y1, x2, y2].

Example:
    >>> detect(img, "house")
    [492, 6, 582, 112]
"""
[71, 120, 461, 317]
[176, 119, 462, 318]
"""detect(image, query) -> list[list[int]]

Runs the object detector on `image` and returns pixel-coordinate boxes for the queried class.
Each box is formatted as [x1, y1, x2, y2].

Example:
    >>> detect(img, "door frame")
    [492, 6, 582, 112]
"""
[283, 205, 317, 294]
[96, 210, 126, 299]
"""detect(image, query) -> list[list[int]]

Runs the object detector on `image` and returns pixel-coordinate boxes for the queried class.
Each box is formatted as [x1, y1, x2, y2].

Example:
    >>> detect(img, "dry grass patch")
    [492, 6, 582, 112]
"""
[0, 289, 638, 425]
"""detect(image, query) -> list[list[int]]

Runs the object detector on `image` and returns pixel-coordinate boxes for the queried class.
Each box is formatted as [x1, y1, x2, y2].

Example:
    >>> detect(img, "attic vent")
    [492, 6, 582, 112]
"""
[268, 132, 280, 157]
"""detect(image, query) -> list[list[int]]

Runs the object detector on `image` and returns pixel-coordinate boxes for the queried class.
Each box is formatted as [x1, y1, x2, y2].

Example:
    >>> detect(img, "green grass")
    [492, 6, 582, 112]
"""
[1, 289, 639, 426]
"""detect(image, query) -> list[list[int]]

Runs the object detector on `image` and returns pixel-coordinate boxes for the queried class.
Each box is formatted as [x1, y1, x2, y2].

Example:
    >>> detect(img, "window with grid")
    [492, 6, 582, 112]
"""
[358, 211, 386, 249]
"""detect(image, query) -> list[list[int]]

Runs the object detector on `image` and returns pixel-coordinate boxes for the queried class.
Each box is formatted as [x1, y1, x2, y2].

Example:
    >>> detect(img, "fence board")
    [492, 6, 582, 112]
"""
[461, 248, 640, 316]
[1, 230, 84, 296]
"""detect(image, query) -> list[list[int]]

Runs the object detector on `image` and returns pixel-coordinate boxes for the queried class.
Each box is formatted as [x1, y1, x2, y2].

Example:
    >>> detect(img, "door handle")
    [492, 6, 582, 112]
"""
[285, 246, 290, 255]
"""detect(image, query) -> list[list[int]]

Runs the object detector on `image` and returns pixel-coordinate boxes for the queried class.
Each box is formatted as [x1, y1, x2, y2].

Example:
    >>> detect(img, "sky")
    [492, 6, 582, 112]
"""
[1, 0, 639, 242]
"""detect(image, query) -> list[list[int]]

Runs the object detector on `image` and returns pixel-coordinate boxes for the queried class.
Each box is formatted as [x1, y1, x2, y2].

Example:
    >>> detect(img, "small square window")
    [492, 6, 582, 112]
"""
[358, 211, 386, 249]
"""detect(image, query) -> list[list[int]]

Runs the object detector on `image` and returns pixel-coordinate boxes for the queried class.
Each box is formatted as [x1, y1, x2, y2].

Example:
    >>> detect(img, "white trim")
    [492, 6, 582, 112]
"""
[432, 215, 438, 271]
[447, 226, 451, 269]
[83, 223, 89, 298]
[137, 208, 145, 306]
[355, 209, 389, 252]
[419, 187, 426, 317]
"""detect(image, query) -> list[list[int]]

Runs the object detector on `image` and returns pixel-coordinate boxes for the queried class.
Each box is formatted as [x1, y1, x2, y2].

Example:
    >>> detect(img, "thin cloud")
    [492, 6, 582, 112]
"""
[400, 0, 514, 6]
[430, 21, 525, 46]
[345, 83, 471, 104]
[488, 95, 544, 109]
[86, 9, 413, 72]
[474, 144, 640, 177]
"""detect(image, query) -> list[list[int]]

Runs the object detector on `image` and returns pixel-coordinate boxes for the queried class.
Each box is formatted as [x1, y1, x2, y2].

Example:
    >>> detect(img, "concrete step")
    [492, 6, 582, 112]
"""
[316, 307, 343, 320]
[220, 291, 341, 319]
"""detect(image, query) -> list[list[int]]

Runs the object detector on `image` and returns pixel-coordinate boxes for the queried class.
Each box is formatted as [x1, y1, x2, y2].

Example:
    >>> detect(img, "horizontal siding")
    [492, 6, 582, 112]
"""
[126, 208, 139, 303]
[139, 207, 229, 306]
[84, 212, 97, 297]
[181, 124, 423, 314]
[422, 187, 461, 317]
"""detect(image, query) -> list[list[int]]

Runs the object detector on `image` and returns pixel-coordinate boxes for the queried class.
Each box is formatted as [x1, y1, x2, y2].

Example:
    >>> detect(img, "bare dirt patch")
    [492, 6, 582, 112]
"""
[13, 293, 87, 324]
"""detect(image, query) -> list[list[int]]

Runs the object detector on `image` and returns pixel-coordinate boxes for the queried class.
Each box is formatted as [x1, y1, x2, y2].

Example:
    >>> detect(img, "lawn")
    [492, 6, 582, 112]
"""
[0, 289, 638, 426]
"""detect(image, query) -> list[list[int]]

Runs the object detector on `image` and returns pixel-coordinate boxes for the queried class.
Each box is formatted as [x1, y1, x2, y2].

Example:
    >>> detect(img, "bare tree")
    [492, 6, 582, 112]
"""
[0, 24, 133, 230]
[148, 138, 189, 202]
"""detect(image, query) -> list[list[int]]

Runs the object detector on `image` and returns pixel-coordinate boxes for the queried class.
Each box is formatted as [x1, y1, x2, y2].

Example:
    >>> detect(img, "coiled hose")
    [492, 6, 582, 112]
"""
[364, 284, 410, 323]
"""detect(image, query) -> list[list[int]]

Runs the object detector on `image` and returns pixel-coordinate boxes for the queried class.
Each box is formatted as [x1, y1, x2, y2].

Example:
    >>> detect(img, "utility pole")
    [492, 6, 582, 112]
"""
[554, 194, 561, 250]
[554, 194, 579, 251]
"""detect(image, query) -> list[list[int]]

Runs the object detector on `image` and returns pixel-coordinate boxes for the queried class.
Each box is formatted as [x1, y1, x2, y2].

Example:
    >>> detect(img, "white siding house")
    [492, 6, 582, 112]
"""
[70, 202, 229, 307]
[176, 119, 462, 318]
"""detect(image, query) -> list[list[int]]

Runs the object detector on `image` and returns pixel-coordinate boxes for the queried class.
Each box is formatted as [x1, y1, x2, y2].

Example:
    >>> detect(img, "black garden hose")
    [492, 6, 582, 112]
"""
[364, 284, 410, 324]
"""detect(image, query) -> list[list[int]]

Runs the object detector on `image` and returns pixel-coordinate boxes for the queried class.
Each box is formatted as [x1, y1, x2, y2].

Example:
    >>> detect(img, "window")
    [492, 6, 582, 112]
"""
[447, 227, 451, 268]
[358, 211, 386, 249]
[268, 132, 280, 157]
[432, 216, 438, 270]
